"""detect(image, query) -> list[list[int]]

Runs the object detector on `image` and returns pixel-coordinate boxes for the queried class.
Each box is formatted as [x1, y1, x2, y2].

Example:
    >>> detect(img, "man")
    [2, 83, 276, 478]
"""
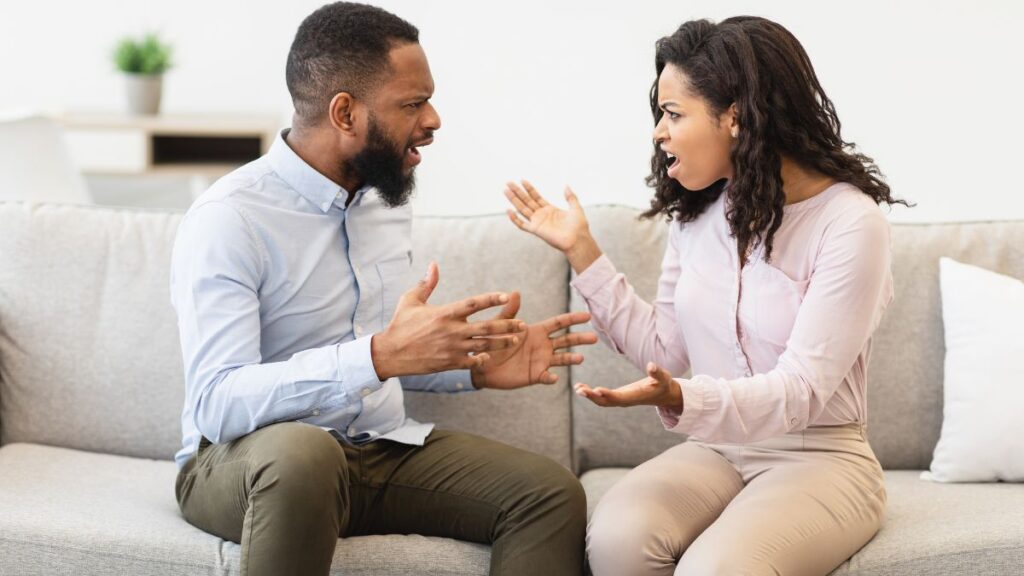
[169, 3, 594, 575]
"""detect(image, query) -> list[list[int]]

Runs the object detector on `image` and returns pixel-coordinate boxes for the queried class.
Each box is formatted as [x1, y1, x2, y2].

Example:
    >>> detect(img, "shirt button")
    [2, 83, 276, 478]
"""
[355, 325, 363, 335]
[360, 388, 371, 398]
[455, 382, 465, 390]
[790, 417, 798, 425]
[336, 192, 343, 199]
[312, 409, 320, 416]
[348, 427, 357, 436]
[321, 201, 330, 211]
[353, 265, 360, 274]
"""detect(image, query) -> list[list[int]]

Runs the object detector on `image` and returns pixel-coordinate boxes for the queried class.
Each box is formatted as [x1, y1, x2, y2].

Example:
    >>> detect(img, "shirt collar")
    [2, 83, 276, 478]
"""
[267, 129, 371, 213]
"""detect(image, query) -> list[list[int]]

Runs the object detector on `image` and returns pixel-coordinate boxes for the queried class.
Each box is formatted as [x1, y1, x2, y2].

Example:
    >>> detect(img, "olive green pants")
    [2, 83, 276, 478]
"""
[175, 423, 586, 576]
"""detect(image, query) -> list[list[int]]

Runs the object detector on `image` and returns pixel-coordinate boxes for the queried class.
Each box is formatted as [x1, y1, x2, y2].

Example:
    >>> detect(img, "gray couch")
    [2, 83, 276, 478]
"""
[1, 201, 1022, 576]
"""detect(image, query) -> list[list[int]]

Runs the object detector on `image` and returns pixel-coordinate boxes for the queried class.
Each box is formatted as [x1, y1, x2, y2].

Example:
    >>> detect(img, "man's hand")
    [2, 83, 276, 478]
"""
[371, 262, 526, 380]
[574, 362, 683, 410]
[470, 292, 599, 390]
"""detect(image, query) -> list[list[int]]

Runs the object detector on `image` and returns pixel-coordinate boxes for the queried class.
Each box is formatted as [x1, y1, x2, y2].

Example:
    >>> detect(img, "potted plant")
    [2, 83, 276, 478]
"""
[113, 33, 173, 115]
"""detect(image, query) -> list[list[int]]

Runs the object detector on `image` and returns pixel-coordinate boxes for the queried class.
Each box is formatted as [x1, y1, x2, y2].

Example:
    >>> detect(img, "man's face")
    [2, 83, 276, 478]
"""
[351, 42, 440, 207]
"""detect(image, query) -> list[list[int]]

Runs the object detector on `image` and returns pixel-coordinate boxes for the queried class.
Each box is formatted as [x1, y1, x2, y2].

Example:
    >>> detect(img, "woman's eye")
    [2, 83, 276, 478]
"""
[667, 111, 680, 120]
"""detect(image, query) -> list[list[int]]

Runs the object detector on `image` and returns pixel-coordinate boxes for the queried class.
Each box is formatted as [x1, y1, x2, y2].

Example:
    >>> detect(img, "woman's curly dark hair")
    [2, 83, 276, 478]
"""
[642, 17, 912, 262]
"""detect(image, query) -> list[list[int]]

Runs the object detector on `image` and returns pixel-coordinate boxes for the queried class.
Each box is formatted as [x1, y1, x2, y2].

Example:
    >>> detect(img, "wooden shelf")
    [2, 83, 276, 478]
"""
[59, 111, 281, 178]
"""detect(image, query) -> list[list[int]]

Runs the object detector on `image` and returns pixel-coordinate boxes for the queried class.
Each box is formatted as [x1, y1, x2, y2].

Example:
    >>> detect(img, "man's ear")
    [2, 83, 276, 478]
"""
[328, 92, 359, 136]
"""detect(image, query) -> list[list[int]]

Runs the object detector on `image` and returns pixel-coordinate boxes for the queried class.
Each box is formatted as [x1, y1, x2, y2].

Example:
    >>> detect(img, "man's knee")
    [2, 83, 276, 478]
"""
[248, 423, 348, 506]
[515, 452, 586, 521]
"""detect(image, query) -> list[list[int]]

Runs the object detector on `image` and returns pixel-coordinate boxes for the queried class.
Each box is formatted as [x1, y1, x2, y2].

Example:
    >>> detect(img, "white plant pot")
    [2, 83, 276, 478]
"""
[124, 73, 163, 115]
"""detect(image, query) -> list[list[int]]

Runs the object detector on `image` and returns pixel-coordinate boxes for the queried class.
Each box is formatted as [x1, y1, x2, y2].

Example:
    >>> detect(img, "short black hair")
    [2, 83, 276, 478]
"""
[286, 2, 419, 125]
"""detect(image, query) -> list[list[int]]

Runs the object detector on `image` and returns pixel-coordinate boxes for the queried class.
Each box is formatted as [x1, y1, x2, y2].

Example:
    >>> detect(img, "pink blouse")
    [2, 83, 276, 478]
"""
[571, 183, 894, 444]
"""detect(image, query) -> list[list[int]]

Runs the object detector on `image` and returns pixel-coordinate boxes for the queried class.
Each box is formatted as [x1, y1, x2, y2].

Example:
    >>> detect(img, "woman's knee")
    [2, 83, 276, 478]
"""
[587, 493, 680, 576]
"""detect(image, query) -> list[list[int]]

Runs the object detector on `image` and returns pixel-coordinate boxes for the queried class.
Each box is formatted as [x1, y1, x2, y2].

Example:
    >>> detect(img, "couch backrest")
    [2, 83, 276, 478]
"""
[0, 202, 185, 460]
[571, 206, 1024, 472]
[0, 202, 573, 468]
[3, 201, 1021, 472]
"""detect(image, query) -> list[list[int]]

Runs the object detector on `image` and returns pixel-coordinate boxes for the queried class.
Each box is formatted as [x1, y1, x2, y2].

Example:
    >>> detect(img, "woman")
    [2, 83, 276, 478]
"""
[504, 16, 911, 576]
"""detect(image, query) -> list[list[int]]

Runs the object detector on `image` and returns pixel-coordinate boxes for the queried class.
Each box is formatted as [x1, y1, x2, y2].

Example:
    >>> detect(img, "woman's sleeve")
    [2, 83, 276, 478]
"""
[658, 207, 894, 443]
[570, 225, 691, 376]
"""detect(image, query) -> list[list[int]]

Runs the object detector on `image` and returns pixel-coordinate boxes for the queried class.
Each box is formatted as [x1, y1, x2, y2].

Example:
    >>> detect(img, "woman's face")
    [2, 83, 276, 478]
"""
[652, 63, 736, 191]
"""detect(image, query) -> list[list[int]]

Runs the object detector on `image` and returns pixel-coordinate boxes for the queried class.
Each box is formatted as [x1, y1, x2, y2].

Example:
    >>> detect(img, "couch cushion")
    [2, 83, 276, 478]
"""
[868, 221, 1024, 469]
[0, 443, 490, 576]
[0, 202, 186, 460]
[581, 466, 1024, 575]
[569, 206, 685, 472]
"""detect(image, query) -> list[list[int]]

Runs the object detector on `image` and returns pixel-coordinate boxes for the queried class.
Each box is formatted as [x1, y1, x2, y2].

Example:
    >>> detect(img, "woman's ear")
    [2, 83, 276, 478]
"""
[726, 103, 739, 138]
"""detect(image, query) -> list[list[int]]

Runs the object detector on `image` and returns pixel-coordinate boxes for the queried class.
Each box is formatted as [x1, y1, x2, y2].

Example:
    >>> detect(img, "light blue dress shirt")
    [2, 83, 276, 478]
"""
[170, 130, 472, 469]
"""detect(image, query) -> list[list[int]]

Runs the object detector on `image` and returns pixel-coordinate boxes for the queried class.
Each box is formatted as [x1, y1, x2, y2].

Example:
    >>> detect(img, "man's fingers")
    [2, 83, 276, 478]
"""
[551, 332, 599, 351]
[504, 184, 534, 219]
[542, 310, 592, 335]
[407, 261, 439, 304]
[459, 353, 490, 370]
[462, 335, 519, 353]
[549, 353, 584, 367]
[493, 291, 521, 320]
[446, 292, 511, 319]
[536, 370, 559, 385]
[463, 318, 526, 337]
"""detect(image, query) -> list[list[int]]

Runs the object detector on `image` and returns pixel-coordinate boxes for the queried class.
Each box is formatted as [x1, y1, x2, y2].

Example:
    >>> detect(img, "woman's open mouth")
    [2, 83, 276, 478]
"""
[665, 152, 681, 178]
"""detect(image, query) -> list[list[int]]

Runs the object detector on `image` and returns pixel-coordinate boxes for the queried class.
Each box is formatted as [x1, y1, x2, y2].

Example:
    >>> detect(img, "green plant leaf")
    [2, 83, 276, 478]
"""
[112, 33, 173, 74]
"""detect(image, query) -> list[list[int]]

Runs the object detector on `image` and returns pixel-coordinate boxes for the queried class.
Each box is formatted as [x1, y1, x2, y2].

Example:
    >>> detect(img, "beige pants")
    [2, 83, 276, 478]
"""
[587, 423, 886, 576]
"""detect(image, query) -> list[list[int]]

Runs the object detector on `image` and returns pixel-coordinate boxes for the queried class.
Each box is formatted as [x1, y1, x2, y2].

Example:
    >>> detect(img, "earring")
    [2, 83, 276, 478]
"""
[731, 129, 739, 138]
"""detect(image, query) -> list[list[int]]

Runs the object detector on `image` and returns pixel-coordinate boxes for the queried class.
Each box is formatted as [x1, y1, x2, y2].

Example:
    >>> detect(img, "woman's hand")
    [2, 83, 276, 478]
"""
[504, 180, 603, 274]
[574, 362, 683, 411]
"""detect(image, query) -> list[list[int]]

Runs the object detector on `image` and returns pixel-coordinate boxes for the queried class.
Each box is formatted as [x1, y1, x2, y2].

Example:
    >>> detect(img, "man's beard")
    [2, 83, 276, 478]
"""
[350, 116, 417, 208]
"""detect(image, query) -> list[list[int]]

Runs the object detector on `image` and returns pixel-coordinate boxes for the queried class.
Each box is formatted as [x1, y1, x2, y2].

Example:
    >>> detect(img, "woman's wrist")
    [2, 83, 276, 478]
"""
[565, 231, 603, 275]
[659, 379, 684, 412]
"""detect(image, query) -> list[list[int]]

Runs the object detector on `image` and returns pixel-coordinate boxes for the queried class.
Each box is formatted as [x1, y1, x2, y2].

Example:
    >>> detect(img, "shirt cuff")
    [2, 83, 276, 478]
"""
[657, 378, 705, 434]
[400, 369, 475, 393]
[338, 335, 387, 397]
[569, 253, 618, 300]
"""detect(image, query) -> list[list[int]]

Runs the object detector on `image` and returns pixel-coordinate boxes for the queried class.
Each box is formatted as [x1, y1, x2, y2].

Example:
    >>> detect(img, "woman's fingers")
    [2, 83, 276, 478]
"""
[505, 208, 528, 230]
[647, 362, 673, 385]
[574, 377, 662, 408]
[504, 185, 534, 218]
[520, 179, 550, 209]
[564, 186, 584, 215]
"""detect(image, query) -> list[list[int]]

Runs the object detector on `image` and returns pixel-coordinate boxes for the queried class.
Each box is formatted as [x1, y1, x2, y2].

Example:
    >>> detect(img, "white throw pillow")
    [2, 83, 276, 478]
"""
[922, 257, 1024, 482]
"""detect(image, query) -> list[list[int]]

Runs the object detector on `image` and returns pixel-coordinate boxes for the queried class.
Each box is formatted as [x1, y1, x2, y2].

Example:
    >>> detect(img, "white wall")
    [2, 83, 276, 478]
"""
[2, 0, 1021, 221]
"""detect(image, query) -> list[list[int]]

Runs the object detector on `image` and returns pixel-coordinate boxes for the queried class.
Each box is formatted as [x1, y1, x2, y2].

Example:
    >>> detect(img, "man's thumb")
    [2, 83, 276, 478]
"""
[413, 261, 439, 303]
